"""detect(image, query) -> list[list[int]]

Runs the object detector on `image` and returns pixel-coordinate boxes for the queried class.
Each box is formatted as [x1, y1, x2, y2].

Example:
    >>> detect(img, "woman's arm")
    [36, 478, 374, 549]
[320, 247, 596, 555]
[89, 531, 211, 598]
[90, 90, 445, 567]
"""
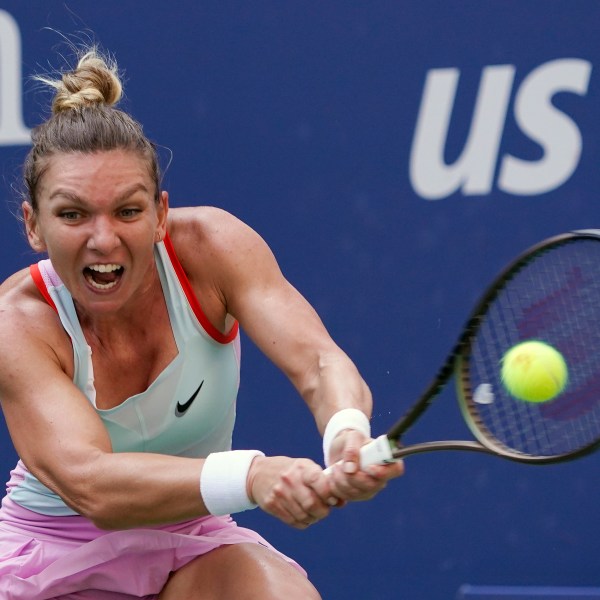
[0, 271, 333, 529]
[170, 208, 372, 429]
[170, 208, 404, 499]
[0, 281, 207, 527]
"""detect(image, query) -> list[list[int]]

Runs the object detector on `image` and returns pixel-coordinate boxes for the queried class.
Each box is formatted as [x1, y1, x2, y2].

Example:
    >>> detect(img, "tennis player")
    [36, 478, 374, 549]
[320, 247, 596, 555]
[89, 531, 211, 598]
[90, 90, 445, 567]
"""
[0, 47, 403, 599]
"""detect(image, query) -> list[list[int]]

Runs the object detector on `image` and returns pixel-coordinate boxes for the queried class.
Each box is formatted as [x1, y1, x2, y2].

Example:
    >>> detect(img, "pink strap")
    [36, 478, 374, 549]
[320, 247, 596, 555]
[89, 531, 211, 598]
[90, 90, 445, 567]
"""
[29, 263, 58, 313]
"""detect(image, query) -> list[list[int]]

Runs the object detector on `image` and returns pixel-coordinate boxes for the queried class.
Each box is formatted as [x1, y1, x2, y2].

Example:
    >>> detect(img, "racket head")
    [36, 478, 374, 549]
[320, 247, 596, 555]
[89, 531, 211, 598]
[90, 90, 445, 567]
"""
[457, 230, 600, 463]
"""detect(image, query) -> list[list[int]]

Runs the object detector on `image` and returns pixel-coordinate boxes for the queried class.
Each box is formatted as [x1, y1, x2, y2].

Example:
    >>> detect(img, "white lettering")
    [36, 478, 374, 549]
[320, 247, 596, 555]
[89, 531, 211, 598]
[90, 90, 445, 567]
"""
[0, 10, 30, 145]
[409, 66, 515, 200]
[498, 59, 592, 195]
[409, 59, 591, 199]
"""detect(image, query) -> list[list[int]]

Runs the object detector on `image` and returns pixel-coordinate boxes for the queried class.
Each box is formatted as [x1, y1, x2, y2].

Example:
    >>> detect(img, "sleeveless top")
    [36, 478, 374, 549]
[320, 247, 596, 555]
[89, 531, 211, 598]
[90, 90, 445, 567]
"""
[6, 234, 242, 516]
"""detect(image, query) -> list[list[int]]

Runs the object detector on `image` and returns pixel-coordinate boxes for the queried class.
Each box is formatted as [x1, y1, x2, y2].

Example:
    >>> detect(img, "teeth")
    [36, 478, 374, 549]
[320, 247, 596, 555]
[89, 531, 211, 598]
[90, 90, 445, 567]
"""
[84, 263, 122, 291]
[88, 279, 118, 290]
[88, 264, 121, 273]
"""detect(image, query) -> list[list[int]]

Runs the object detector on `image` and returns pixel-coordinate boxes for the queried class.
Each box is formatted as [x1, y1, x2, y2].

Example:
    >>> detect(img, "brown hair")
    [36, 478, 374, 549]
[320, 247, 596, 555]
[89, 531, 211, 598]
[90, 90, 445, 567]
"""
[24, 47, 160, 210]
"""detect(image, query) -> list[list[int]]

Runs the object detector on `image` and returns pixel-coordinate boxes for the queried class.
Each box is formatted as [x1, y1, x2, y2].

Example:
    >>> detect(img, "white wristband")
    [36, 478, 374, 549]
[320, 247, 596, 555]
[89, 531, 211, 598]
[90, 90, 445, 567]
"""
[322, 408, 371, 466]
[200, 450, 265, 515]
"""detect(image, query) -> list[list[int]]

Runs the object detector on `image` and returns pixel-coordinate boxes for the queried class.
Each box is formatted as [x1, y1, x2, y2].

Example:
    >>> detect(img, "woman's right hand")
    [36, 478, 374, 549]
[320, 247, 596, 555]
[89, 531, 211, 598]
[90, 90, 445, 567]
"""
[247, 456, 338, 529]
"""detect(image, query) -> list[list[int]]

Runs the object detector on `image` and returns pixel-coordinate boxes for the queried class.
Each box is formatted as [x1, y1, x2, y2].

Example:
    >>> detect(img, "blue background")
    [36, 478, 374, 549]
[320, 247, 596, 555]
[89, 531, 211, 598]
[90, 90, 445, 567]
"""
[0, 2, 599, 598]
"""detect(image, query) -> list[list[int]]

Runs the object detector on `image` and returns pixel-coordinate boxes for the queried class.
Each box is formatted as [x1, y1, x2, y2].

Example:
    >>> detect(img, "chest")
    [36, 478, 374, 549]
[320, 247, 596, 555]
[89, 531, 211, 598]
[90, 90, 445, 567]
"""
[97, 332, 241, 456]
[84, 290, 179, 409]
[90, 332, 178, 410]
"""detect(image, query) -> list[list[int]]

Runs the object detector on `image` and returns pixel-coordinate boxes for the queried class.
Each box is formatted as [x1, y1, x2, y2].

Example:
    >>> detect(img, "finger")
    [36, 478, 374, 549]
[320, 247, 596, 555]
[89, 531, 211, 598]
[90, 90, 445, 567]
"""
[326, 463, 387, 501]
[276, 472, 331, 524]
[363, 459, 406, 480]
[340, 429, 368, 474]
[294, 480, 332, 521]
[287, 499, 327, 528]
[303, 467, 340, 507]
[264, 487, 316, 528]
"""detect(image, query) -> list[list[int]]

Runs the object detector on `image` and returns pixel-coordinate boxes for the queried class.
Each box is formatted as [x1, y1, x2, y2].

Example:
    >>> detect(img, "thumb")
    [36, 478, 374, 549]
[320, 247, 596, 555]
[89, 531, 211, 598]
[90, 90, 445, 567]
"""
[341, 429, 367, 474]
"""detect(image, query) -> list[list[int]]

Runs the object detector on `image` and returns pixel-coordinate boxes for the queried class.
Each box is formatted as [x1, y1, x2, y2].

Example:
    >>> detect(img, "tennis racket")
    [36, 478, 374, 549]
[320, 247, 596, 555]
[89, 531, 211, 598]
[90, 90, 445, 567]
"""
[353, 229, 600, 468]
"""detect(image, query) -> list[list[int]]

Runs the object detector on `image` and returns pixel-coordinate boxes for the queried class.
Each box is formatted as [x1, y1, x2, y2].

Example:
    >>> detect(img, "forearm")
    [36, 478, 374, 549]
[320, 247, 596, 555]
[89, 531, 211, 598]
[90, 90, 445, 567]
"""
[58, 449, 335, 532]
[307, 354, 405, 498]
[56, 450, 208, 529]
[302, 349, 373, 435]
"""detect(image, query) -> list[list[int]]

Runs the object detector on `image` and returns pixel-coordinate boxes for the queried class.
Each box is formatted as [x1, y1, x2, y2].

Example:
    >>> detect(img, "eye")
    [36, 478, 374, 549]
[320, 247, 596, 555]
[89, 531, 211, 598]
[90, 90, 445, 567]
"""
[119, 207, 142, 218]
[60, 211, 81, 221]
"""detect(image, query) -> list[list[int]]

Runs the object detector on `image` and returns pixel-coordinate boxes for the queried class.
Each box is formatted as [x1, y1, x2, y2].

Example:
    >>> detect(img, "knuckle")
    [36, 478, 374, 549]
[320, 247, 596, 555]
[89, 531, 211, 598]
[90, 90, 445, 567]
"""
[263, 496, 278, 512]
[273, 485, 287, 499]
[281, 471, 294, 485]
[299, 498, 314, 512]
[302, 498, 321, 515]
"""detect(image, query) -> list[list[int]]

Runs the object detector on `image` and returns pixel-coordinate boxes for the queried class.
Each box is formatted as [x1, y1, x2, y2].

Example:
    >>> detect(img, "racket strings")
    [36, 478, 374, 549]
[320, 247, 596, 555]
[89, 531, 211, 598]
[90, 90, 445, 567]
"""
[463, 238, 600, 459]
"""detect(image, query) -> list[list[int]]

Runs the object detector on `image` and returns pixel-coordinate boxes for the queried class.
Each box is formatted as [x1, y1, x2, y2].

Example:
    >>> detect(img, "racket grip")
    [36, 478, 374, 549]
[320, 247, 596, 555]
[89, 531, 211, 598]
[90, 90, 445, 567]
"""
[323, 434, 395, 475]
[359, 434, 395, 468]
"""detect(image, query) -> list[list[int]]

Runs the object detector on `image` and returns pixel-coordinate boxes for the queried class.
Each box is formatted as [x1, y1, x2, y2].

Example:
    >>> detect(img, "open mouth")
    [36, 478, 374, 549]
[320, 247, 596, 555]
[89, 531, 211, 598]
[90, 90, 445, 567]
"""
[83, 264, 124, 290]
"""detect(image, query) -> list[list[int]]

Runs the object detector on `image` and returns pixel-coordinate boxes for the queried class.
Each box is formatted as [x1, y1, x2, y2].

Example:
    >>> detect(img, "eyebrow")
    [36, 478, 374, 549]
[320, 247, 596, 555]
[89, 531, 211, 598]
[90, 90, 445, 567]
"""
[48, 183, 151, 204]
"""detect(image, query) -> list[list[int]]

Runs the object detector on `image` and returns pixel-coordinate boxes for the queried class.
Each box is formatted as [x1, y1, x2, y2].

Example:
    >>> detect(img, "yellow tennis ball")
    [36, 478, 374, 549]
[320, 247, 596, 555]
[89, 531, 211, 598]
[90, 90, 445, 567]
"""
[501, 340, 568, 403]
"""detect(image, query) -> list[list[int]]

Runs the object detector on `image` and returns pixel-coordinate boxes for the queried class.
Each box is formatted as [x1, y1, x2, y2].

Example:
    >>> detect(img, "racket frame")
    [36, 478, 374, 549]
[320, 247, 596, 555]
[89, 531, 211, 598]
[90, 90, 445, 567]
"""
[369, 230, 600, 466]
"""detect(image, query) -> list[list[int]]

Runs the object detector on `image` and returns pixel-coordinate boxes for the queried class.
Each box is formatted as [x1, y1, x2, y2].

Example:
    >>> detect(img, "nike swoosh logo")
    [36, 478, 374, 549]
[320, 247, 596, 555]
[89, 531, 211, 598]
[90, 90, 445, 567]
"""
[175, 380, 204, 417]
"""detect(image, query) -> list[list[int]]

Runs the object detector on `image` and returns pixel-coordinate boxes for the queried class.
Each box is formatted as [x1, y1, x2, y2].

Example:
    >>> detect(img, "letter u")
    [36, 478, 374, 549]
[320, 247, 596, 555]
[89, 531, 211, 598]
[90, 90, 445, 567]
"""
[409, 65, 515, 200]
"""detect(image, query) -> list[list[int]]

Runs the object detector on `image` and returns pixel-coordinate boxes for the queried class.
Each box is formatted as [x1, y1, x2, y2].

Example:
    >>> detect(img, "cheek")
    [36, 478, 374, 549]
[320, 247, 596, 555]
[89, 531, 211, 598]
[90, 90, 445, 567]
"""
[43, 231, 82, 265]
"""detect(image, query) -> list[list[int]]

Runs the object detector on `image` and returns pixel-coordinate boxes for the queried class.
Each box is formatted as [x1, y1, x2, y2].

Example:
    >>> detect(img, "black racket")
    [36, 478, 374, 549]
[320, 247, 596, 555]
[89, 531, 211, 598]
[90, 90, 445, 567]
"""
[355, 229, 600, 468]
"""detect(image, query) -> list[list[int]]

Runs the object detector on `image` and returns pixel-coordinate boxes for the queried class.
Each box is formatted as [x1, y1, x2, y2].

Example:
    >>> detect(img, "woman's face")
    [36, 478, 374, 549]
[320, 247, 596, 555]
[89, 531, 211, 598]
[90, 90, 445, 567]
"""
[23, 149, 168, 315]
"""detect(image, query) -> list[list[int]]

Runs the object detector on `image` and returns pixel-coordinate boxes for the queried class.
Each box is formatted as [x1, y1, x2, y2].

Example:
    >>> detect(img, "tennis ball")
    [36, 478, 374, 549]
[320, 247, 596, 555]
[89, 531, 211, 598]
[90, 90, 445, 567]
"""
[501, 340, 568, 403]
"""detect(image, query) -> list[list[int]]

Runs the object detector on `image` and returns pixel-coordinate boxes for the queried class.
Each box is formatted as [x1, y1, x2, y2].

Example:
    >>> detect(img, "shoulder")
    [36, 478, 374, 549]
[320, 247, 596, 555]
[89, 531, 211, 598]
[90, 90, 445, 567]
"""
[167, 206, 261, 247]
[0, 268, 72, 374]
[0, 267, 48, 320]
[164, 206, 286, 322]
[166, 206, 276, 276]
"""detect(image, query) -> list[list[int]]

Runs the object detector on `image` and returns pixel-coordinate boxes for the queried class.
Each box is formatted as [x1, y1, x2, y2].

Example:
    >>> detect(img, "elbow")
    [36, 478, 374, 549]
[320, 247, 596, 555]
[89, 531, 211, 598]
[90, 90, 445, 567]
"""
[68, 493, 127, 530]
[65, 481, 128, 529]
[72, 494, 109, 528]
[88, 514, 123, 531]
[68, 480, 138, 530]
[41, 461, 121, 529]
[57, 485, 111, 528]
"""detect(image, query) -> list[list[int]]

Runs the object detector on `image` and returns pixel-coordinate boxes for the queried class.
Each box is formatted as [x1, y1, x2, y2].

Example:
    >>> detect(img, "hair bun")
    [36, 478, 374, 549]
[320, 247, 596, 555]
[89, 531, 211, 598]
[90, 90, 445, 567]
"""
[47, 48, 123, 113]
[25, 46, 160, 212]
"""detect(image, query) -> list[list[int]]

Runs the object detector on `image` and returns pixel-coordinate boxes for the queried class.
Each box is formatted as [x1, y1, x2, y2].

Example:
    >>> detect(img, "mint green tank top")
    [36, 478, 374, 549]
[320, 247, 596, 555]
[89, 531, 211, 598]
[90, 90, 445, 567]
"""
[8, 235, 241, 516]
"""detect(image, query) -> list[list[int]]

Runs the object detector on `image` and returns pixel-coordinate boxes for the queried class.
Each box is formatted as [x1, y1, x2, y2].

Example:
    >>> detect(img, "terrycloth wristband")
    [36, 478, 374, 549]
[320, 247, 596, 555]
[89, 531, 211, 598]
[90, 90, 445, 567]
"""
[200, 450, 265, 515]
[322, 408, 371, 466]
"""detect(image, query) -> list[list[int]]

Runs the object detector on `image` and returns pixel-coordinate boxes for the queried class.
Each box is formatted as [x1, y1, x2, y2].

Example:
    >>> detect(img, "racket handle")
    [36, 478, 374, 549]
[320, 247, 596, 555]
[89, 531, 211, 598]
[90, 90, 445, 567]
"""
[324, 434, 396, 475]
[359, 434, 395, 468]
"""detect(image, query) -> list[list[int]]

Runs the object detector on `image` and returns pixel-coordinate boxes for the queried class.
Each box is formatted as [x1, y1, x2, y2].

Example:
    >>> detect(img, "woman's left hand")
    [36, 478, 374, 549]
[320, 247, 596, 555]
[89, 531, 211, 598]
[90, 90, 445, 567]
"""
[322, 429, 405, 502]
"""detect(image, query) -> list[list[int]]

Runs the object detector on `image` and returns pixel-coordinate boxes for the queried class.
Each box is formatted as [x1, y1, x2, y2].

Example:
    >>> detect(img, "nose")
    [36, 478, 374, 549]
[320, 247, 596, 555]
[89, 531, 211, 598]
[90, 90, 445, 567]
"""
[86, 216, 121, 254]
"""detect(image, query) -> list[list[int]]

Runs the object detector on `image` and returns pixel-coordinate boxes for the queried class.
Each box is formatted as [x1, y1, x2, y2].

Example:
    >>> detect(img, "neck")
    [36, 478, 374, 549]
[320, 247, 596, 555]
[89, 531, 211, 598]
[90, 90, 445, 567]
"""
[76, 266, 165, 343]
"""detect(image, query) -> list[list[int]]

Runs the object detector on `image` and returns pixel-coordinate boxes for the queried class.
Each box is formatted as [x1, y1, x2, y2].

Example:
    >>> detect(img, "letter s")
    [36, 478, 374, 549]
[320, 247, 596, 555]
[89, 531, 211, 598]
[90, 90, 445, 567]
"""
[498, 59, 592, 195]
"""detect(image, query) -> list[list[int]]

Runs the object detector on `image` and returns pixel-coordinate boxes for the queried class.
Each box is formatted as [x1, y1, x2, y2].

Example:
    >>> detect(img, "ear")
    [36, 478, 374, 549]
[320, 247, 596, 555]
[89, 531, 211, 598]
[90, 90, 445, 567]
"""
[155, 191, 169, 243]
[22, 201, 47, 252]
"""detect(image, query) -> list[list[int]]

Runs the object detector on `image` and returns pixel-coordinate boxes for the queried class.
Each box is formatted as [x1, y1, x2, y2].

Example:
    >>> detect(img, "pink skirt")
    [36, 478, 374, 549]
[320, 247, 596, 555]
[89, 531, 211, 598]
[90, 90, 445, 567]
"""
[0, 496, 304, 599]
